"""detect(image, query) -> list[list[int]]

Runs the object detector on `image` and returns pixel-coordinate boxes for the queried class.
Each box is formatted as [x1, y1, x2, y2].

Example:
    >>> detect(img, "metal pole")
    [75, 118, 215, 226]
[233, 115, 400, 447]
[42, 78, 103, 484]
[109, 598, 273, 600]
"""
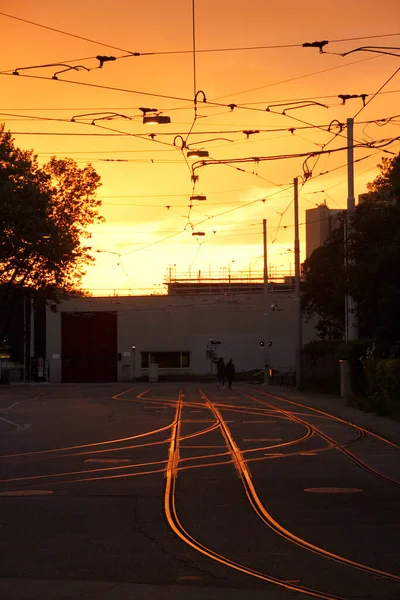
[346, 117, 358, 341]
[347, 118, 355, 212]
[29, 296, 34, 380]
[23, 296, 27, 381]
[294, 178, 302, 388]
[263, 219, 270, 382]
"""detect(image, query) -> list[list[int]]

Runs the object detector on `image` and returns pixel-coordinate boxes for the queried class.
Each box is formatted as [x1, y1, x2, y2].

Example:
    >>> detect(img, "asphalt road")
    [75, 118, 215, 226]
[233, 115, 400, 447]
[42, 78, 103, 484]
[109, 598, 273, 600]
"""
[0, 382, 399, 600]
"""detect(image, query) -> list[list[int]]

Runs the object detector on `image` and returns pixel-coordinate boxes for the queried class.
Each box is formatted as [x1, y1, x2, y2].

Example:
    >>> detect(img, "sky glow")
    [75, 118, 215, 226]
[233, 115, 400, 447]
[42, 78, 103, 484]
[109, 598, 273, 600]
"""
[1, 1, 400, 293]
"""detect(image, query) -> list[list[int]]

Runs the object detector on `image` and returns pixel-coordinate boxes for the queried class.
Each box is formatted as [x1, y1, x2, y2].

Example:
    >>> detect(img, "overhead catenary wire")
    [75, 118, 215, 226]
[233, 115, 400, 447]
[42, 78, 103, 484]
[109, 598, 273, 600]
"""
[189, 135, 400, 177]
[3, 85, 400, 113]
[210, 55, 382, 101]
[0, 52, 393, 118]
[0, 11, 135, 54]
[353, 65, 400, 119]
[5, 113, 400, 139]
[3, 10, 400, 284]
[118, 187, 293, 258]
[89, 164, 396, 287]
[1, 12, 399, 56]
[2, 87, 400, 113]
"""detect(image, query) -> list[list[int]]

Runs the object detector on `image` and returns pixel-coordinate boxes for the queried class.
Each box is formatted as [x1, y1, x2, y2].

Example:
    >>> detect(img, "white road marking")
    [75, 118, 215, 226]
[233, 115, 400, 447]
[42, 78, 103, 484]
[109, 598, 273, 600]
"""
[299, 452, 318, 456]
[304, 487, 362, 493]
[0, 398, 31, 412]
[0, 416, 30, 431]
[244, 438, 282, 442]
[182, 420, 215, 423]
[243, 420, 276, 423]
[180, 445, 227, 448]
[84, 458, 132, 464]
[0, 490, 54, 497]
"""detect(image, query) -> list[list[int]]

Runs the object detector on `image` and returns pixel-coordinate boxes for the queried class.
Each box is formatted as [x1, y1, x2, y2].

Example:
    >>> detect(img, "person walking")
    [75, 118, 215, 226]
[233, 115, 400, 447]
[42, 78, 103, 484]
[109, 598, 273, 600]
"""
[216, 357, 225, 389]
[225, 359, 235, 389]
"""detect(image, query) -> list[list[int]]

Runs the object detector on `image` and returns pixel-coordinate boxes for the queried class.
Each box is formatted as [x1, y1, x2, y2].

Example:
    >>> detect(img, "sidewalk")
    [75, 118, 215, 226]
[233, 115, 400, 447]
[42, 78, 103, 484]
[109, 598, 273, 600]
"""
[259, 385, 400, 446]
[0, 578, 294, 600]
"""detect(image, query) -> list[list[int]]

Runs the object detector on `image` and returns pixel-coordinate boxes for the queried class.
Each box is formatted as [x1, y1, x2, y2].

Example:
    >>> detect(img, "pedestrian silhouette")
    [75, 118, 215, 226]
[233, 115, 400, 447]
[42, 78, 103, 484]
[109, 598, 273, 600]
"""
[216, 357, 225, 389]
[225, 359, 235, 389]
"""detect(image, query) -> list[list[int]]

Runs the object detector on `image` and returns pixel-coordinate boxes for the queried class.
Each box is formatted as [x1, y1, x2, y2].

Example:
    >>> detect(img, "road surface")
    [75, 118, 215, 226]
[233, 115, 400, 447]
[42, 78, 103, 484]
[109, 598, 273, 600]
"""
[0, 382, 399, 599]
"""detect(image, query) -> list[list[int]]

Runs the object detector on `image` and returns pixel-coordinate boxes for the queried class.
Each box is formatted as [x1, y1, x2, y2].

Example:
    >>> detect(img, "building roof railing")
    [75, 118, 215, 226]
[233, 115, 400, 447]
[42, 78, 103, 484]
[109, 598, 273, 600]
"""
[165, 269, 296, 295]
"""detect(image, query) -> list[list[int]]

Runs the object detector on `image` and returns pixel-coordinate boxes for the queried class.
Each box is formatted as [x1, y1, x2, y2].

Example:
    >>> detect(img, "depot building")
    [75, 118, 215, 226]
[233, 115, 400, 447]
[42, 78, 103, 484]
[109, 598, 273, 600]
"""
[45, 283, 316, 383]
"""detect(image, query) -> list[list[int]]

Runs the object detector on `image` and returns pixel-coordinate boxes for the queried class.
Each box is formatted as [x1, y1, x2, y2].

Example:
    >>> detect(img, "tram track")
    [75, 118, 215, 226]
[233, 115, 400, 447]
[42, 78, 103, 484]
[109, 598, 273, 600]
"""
[164, 388, 347, 600]
[243, 390, 400, 488]
[199, 389, 400, 583]
[0, 388, 367, 505]
[2, 384, 398, 597]
[0, 388, 228, 488]
[1, 386, 316, 488]
[251, 390, 399, 449]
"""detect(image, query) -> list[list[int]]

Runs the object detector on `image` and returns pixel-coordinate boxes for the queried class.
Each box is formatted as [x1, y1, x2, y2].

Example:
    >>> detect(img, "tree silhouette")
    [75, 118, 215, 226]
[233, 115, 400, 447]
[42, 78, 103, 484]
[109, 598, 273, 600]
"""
[302, 152, 400, 353]
[0, 125, 103, 337]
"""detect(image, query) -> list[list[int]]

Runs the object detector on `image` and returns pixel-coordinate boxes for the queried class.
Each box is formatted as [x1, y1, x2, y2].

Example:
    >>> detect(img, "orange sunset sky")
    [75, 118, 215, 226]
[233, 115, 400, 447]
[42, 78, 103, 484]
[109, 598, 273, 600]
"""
[1, 1, 400, 294]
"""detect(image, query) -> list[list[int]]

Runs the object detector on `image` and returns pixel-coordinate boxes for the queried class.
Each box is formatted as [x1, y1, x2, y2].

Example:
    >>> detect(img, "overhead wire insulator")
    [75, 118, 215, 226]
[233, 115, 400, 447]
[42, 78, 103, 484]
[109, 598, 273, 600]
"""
[243, 130, 260, 138]
[338, 93, 369, 106]
[96, 55, 117, 68]
[302, 40, 329, 53]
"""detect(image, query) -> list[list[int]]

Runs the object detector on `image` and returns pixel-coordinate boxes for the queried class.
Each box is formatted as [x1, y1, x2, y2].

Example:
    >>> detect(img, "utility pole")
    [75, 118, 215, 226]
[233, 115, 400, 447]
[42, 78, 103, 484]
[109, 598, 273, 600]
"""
[345, 117, 358, 341]
[23, 296, 27, 381]
[294, 178, 302, 388]
[29, 296, 35, 380]
[263, 219, 270, 383]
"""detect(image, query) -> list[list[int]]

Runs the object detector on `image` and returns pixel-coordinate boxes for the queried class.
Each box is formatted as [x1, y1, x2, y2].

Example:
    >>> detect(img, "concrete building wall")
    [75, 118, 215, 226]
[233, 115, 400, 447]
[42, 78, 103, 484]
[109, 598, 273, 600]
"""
[306, 205, 345, 259]
[306, 204, 330, 259]
[46, 291, 317, 382]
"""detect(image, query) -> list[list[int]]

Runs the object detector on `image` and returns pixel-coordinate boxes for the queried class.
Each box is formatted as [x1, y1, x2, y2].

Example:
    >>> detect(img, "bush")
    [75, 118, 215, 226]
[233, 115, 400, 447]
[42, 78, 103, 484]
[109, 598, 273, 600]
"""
[336, 339, 372, 397]
[301, 339, 342, 393]
[365, 359, 400, 419]
[301, 339, 372, 395]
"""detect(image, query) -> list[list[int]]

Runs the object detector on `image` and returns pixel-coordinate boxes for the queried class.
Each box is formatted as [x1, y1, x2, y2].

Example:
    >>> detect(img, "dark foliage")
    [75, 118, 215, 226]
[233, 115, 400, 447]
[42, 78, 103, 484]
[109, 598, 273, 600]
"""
[302, 152, 400, 356]
[0, 126, 103, 338]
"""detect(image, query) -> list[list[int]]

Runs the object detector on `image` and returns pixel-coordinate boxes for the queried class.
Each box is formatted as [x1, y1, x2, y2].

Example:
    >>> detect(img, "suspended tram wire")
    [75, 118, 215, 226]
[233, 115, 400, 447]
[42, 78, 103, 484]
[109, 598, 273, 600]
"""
[353, 65, 400, 119]
[4, 108, 400, 150]
[211, 55, 382, 101]
[1, 11, 399, 55]
[2, 15, 398, 165]
[83, 138, 400, 255]
[0, 11, 135, 54]
[115, 186, 293, 259]
[1, 58, 396, 131]
[2, 86, 400, 114]
[234, 88, 400, 107]
[189, 135, 400, 181]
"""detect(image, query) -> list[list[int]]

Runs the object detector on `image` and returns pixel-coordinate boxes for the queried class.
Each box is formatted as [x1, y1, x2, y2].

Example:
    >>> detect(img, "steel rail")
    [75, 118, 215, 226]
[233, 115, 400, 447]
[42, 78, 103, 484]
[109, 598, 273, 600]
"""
[252, 389, 399, 449]
[246, 391, 400, 487]
[164, 388, 346, 600]
[201, 389, 400, 583]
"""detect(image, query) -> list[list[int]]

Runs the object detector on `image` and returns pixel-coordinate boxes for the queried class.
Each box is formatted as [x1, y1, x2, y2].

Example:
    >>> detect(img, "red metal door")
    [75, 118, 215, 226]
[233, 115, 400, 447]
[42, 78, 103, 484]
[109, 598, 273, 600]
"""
[61, 312, 117, 382]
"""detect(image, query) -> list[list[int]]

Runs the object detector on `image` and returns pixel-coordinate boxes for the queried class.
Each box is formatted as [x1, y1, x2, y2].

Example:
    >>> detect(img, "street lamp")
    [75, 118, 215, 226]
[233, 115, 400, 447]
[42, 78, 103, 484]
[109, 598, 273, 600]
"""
[132, 345, 136, 382]
[143, 114, 171, 125]
[187, 149, 209, 158]
[140, 107, 171, 125]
